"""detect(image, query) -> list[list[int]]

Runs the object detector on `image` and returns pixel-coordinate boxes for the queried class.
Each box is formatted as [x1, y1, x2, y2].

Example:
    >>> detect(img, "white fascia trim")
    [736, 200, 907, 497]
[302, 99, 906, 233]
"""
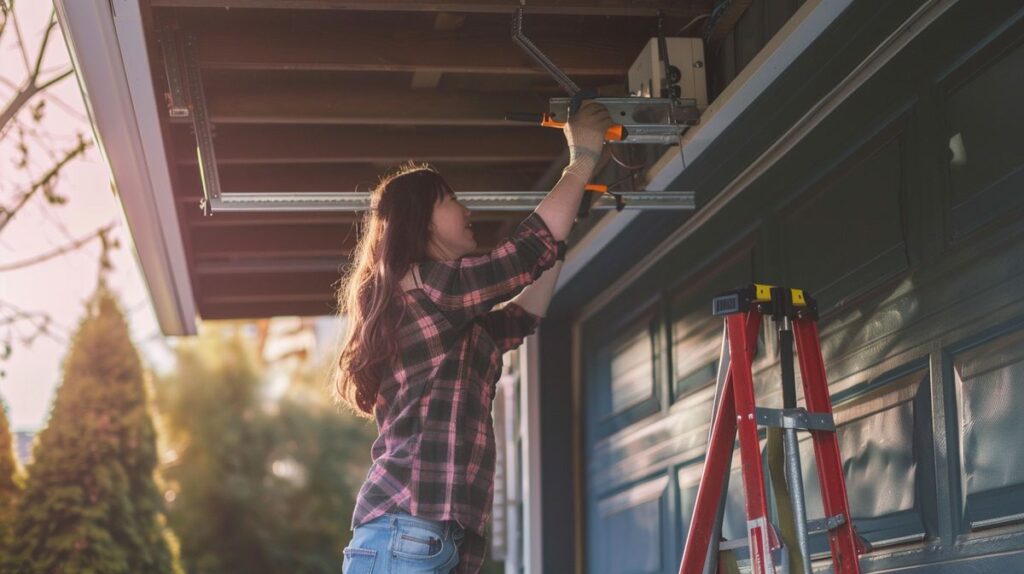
[54, 0, 197, 335]
[577, 0, 955, 321]
[556, 0, 852, 292]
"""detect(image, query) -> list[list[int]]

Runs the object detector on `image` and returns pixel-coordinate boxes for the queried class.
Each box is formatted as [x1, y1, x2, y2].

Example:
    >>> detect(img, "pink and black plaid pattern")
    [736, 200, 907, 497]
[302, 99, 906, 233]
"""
[351, 211, 565, 573]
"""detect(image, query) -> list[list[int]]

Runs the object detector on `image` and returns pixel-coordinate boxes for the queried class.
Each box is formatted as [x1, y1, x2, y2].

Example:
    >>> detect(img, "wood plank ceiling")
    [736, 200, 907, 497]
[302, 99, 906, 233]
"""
[144, 0, 711, 320]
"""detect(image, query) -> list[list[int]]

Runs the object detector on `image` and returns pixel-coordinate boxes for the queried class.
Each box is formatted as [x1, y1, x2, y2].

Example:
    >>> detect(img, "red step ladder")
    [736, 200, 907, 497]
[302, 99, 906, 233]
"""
[677, 285, 869, 574]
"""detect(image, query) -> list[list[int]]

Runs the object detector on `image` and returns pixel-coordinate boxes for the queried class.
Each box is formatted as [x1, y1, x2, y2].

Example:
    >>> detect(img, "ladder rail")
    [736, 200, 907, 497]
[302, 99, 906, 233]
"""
[678, 312, 762, 574]
[726, 312, 777, 574]
[678, 284, 867, 574]
[701, 326, 734, 574]
[792, 318, 866, 573]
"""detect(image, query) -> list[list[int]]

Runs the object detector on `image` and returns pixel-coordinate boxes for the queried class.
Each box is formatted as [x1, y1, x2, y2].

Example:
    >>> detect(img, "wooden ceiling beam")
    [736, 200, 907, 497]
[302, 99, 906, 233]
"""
[184, 211, 362, 228]
[187, 28, 637, 77]
[195, 257, 346, 275]
[188, 213, 527, 259]
[197, 271, 340, 299]
[174, 163, 549, 200]
[190, 223, 358, 259]
[196, 299, 336, 320]
[154, 0, 705, 17]
[180, 80, 549, 126]
[172, 126, 566, 164]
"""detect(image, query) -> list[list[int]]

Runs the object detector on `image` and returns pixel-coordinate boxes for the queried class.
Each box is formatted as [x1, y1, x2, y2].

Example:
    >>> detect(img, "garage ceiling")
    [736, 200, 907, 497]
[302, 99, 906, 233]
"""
[141, 0, 711, 320]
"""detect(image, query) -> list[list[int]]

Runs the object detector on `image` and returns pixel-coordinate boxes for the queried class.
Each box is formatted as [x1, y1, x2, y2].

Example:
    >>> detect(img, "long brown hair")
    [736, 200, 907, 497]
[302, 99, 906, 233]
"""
[332, 163, 452, 417]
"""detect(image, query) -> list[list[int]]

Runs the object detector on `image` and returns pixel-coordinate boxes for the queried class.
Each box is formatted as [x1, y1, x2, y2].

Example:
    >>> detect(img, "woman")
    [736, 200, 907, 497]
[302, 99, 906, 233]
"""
[335, 101, 612, 574]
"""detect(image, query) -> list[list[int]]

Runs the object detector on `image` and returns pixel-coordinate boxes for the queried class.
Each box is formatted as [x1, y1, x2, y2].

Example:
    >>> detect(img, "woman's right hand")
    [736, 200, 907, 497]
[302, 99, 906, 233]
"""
[563, 101, 613, 158]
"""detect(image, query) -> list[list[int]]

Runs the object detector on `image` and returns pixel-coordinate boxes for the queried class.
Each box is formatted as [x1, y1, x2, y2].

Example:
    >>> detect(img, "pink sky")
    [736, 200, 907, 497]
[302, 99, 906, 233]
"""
[1, 1, 173, 432]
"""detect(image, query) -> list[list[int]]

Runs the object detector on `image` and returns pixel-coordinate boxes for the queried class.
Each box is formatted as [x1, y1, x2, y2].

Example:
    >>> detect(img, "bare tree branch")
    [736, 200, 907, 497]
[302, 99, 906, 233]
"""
[0, 223, 116, 272]
[9, 1, 31, 75]
[30, 12, 57, 83]
[0, 7, 72, 137]
[0, 1, 112, 370]
[0, 133, 90, 233]
[38, 89, 89, 122]
[0, 300, 71, 351]
[0, 1, 12, 42]
[35, 68, 73, 94]
[0, 73, 57, 137]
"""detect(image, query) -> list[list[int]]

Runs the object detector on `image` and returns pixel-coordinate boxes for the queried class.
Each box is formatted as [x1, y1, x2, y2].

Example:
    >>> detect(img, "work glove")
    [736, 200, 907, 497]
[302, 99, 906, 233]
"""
[563, 101, 613, 178]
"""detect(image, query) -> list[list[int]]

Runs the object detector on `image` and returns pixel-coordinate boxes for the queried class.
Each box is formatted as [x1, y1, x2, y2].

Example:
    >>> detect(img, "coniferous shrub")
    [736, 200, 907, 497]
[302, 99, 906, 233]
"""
[3, 287, 177, 574]
[0, 398, 24, 560]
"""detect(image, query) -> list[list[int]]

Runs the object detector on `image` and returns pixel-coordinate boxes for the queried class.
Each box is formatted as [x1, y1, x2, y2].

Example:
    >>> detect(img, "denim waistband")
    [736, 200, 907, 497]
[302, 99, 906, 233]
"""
[387, 510, 463, 540]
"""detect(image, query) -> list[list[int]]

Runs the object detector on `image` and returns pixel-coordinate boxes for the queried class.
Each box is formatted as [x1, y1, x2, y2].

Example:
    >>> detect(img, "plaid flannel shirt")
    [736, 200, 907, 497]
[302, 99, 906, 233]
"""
[351, 211, 566, 573]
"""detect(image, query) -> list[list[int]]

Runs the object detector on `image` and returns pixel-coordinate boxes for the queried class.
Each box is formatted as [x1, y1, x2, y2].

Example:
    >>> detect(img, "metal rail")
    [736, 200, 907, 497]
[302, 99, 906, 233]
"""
[203, 190, 696, 212]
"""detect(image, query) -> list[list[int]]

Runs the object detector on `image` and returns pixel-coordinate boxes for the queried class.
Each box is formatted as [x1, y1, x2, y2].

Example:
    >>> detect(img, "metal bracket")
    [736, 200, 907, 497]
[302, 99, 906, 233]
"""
[548, 97, 699, 145]
[755, 407, 836, 432]
[512, 7, 580, 96]
[156, 22, 189, 118]
[512, 7, 699, 144]
[180, 31, 222, 216]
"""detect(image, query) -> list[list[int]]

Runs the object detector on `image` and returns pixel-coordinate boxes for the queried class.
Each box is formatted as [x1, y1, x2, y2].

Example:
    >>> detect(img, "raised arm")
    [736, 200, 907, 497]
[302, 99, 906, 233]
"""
[416, 101, 611, 325]
[506, 259, 563, 318]
[534, 101, 614, 241]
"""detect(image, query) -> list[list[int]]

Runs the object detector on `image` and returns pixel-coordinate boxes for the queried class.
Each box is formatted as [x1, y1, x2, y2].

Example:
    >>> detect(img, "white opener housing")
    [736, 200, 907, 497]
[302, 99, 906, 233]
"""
[628, 37, 708, 110]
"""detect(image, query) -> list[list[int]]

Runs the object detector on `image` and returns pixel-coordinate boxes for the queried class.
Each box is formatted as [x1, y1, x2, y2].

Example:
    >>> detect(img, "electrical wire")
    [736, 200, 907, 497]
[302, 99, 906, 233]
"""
[677, 13, 711, 35]
[606, 171, 637, 191]
[608, 146, 646, 171]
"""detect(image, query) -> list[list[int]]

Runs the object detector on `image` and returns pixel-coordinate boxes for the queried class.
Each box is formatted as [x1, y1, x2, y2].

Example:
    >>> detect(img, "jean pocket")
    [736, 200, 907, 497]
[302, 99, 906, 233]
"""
[392, 524, 445, 560]
[342, 547, 376, 574]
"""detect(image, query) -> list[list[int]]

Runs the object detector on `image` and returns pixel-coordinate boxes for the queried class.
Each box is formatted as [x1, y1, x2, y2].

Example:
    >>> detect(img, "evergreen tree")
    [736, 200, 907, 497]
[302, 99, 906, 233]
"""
[3, 286, 177, 574]
[0, 397, 25, 559]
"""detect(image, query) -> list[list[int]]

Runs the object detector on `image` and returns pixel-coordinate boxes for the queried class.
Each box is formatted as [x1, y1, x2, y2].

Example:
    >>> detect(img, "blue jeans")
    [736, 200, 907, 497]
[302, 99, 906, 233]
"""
[343, 511, 465, 573]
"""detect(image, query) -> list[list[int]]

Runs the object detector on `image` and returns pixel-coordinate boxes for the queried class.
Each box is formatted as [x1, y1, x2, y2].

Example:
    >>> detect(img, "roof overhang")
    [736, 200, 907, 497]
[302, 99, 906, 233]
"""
[556, 0, 854, 292]
[556, 0, 957, 316]
[57, 0, 848, 329]
[55, 0, 198, 335]
[56, 0, 719, 330]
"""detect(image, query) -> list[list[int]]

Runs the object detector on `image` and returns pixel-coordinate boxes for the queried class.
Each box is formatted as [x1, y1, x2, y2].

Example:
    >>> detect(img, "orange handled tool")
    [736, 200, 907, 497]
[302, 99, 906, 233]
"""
[578, 183, 626, 216]
[505, 112, 625, 142]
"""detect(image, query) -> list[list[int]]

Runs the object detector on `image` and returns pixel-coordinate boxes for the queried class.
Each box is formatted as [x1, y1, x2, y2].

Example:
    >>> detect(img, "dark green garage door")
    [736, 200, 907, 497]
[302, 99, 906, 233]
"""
[578, 4, 1024, 572]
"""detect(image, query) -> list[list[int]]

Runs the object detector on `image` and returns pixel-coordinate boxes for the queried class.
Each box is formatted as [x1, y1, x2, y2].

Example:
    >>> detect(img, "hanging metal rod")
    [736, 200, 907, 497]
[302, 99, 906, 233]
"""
[203, 191, 696, 213]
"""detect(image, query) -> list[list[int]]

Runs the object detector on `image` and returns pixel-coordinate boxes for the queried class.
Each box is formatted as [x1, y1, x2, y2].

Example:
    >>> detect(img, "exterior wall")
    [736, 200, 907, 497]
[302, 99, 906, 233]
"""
[708, 0, 807, 99]
[493, 341, 556, 574]
[543, 1, 1024, 572]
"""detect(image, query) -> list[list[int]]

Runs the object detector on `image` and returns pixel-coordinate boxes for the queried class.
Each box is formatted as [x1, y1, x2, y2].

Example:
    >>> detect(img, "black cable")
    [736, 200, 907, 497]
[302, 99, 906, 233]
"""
[608, 146, 646, 171]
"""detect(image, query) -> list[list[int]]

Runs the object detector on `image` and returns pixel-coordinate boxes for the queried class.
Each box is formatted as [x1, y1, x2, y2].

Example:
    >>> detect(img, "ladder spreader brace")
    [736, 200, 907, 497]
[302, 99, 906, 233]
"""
[679, 284, 870, 574]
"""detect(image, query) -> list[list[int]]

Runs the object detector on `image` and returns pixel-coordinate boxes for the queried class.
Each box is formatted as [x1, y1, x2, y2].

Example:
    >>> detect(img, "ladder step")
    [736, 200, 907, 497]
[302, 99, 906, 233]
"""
[718, 521, 786, 552]
[715, 540, 792, 571]
[718, 538, 750, 551]
[755, 407, 836, 431]
[807, 513, 846, 535]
